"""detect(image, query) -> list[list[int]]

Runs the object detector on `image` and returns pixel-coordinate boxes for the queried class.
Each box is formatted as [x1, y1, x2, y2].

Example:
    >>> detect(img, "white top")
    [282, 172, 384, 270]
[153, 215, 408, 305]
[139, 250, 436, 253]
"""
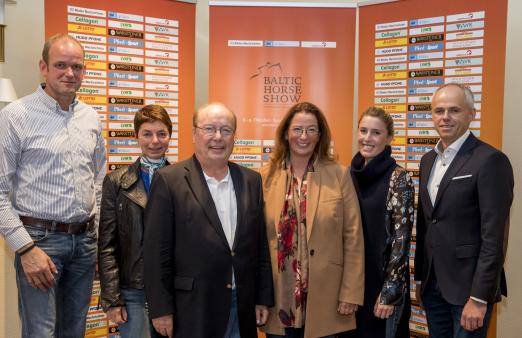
[203, 169, 238, 248]
[204, 169, 237, 288]
[427, 130, 470, 205]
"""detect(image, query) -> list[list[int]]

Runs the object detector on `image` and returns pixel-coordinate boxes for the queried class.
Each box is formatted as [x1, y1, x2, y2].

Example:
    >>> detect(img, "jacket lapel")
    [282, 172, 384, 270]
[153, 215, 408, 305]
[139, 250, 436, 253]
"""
[121, 160, 147, 209]
[306, 168, 320, 241]
[433, 133, 477, 209]
[420, 150, 437, 215]
[184, 156, 230, 248]
[272, 169, 287, 235]
[229, 163, 243, 250]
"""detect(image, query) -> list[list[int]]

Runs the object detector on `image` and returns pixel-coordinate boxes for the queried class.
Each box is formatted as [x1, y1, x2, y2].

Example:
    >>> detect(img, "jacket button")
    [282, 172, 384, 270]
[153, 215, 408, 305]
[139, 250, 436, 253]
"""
[310, 249, 314, 256]
[226, 283, 232, 289]
[432, 219, 438, 224]
[231, 251, 235, 256]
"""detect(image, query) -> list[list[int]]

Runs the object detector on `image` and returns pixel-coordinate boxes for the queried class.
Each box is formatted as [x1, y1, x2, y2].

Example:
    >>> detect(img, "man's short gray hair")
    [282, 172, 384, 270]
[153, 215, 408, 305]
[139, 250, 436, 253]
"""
[432, 83, 475, 110]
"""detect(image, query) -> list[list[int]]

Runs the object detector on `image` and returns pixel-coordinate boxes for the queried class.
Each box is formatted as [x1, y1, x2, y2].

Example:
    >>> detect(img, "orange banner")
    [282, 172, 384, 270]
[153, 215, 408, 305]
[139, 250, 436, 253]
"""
[210, 5, 356, 167]
[45, 0, 195, 166]
[44, 2, 195, 337]
[358, 1, 507, 337]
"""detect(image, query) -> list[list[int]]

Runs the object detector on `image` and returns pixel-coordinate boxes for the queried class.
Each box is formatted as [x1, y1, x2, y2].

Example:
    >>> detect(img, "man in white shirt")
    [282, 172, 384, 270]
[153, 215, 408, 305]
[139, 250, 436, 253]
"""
[414, 83, 513, 338]
[143, 103, 273, 338]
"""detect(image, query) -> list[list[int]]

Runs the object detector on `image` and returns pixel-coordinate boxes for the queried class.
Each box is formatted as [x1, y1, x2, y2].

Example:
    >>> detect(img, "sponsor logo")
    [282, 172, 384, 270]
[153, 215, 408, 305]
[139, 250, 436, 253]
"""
[108, 37, 144, 47]
[409, 16, 444, 26]
[409, 43, 444, 53]
[109, 63, 144, 72]
[375, 21, 408, 31]
[375, 46, 408, 55]
[408, 78, 443, 86]
[408, 137, 437, 145]
[108, 97, 144, 105]
[109, 130, 135, 138]
[409, 34, 444, 44]
[408, 113, 432, 119]
[375, 63, 407, 71]
[108, 163, 128, 171]
[409, 69, 443, 78]
[375, 29, 407, 39]
[375, 80, 407, 87]
[108, 29, 143, 39]
[409, 51, 444, 61]
[409, 104, 431, 111]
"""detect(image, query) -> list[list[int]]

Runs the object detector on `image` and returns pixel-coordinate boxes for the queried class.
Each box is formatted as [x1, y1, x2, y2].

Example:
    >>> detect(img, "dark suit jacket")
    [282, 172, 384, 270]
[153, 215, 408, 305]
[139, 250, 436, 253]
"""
[414, 133, 513, 305]
[143, 155, 274, 338]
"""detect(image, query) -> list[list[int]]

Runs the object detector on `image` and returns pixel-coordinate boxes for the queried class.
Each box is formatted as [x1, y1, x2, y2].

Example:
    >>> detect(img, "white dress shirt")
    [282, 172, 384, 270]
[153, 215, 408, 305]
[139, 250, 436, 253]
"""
[427, 130, 471, 205]
[203, 169, 237, 248]
[204, 169, 238, 288]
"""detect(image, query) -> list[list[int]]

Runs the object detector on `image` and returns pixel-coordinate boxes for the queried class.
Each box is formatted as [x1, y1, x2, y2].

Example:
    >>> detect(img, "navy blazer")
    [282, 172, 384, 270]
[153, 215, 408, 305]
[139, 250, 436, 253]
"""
[414, 133, 513, 305]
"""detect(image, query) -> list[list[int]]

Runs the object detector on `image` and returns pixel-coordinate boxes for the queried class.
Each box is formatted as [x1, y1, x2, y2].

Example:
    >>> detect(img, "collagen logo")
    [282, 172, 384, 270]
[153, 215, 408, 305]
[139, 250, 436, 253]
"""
[250, 62, 302, 105]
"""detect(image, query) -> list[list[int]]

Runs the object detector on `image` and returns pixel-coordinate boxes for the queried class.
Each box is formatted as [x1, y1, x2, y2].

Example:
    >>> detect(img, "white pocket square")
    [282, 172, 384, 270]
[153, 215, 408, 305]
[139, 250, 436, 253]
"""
[452, 174, 472, 180]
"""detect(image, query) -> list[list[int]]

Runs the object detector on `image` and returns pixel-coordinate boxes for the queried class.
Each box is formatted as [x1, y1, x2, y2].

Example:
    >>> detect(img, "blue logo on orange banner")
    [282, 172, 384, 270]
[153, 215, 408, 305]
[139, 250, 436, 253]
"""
[108, 37, 144, 48]
[407, 146, 432, 153]
[408, 78, 443, 86]
[109, 139, 138, 146]
[408, 113, 432, 120]
[109, 106, 140, 113]
[407, 154, 424, 161]
[408, 43, 443, 53]
[108, 72, 145, 81]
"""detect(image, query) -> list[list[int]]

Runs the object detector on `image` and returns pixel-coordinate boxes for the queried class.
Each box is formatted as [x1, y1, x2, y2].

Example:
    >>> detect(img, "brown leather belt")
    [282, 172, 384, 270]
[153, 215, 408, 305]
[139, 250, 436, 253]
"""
[20, 216, 94, 235]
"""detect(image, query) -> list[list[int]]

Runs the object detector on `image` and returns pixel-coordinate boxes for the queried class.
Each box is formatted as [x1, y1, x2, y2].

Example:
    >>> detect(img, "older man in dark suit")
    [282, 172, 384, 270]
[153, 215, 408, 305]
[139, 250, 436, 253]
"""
[143, 102, 273, 338]
[414, 83, 513, 338]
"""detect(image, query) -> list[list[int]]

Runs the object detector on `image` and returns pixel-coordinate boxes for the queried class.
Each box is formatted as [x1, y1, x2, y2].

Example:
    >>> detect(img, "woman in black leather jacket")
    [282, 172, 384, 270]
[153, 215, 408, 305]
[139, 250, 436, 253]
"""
[98, 105, 172, 338]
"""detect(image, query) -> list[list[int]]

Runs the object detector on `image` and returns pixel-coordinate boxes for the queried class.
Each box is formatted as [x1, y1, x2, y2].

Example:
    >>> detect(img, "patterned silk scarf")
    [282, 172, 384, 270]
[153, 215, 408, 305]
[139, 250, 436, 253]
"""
[276, 158, 314, 328]
[139, 156, 167, 193]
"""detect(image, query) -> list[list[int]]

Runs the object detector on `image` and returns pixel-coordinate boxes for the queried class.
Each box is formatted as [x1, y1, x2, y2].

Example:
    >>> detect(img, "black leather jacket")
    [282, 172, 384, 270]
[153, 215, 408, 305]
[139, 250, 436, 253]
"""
[98, 159, 153, 311]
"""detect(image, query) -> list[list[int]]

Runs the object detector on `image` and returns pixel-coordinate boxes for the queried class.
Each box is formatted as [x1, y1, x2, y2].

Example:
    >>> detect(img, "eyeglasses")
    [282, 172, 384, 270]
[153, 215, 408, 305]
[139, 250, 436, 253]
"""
[290, 126, 320, 136]
[195, 125, 235, 136]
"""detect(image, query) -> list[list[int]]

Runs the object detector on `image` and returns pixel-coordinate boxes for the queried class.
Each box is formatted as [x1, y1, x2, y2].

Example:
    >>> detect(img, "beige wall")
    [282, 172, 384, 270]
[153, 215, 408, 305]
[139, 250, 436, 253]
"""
[1, 1, 44, 336]
[0, 0, 521, 337]
[2, 0, 44, 97]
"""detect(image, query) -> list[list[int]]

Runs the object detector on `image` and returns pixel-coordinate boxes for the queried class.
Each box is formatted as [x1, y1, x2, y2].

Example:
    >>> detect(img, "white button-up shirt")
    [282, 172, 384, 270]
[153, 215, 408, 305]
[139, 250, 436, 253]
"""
[427, 130, 471, 205]
[0, 85, 106, 251]
[204, 169, 237, 248]
[204, 169, 237, 288]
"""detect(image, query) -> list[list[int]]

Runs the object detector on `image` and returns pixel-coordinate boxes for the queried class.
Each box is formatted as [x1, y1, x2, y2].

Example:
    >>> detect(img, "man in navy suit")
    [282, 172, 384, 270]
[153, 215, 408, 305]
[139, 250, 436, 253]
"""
[414, 83, 513, 338]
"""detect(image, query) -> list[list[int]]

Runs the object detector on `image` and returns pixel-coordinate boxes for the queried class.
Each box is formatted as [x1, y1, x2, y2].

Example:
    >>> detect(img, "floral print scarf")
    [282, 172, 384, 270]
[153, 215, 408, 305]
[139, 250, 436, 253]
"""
[276, 158, 314, 328]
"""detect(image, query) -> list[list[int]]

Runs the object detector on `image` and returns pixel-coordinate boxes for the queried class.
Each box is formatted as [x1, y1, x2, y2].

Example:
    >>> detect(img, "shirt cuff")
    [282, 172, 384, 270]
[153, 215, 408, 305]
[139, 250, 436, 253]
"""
[470, 296, 488, 304]
[6, 225, 33, 252]
[415, 281, 422, 285]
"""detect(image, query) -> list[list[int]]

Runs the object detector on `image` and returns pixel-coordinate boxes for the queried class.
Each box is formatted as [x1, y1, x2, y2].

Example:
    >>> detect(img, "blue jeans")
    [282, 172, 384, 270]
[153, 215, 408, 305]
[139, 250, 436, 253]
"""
[422, 276, 493, 338]
[119, 288, 160, 338]
[223, 289, 240, 338]
[15, 225, 97, 338]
